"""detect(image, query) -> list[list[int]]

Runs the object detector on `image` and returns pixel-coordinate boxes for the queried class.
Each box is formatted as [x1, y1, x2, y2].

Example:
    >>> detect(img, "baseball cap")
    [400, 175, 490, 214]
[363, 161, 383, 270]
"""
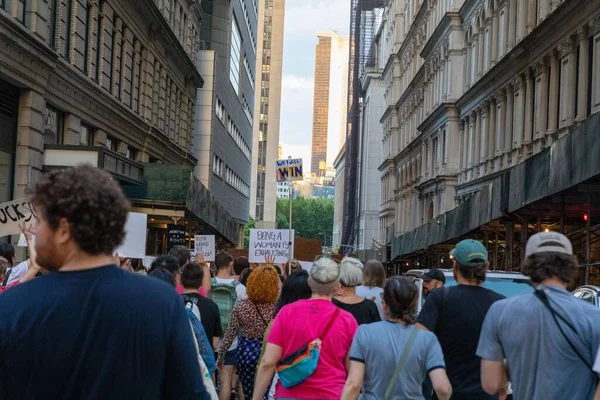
[421, 268, 446, 283]
[450, 239, 488, 268]
[525, 232, 573, 257]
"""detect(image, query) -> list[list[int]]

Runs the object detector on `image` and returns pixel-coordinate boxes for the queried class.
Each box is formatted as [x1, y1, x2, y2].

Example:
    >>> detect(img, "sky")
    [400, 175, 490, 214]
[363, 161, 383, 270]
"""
[278, 0, 350, 170]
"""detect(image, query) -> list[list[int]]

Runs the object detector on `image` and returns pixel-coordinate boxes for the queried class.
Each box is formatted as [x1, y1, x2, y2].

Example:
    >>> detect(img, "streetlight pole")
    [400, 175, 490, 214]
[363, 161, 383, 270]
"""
[288, 167, 293, 276]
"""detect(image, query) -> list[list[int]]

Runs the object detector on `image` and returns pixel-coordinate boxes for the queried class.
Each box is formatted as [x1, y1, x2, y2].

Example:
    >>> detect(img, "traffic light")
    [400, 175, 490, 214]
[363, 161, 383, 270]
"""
[584, 213, 589, 222]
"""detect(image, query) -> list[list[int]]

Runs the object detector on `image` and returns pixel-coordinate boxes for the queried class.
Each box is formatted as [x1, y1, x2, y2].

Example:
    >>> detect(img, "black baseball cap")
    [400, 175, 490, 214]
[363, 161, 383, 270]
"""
[421, 268, 446, 284]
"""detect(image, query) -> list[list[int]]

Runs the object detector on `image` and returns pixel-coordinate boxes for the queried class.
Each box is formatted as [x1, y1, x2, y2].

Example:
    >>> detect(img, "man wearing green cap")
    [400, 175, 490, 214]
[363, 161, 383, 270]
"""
[416, 239, 505, 400]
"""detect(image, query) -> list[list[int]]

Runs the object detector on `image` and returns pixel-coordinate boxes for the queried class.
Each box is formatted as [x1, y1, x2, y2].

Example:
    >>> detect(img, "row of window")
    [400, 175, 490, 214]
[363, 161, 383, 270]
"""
[216, 97, 251, 159]
[226, 116, 251, 159]
[239, 0, 256, 53]
[44, 107, 138, 160]
[230, 16, 242, 95]
[244, 55, 255, 89]
[156, 0, 200, 57]
[225, 166, 250, 197]
[242, 95, 253, 124]
[212, 154, 250, 197]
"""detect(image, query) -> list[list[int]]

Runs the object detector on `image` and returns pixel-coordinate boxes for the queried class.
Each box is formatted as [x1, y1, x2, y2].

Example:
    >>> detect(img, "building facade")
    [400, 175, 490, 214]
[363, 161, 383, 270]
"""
[0, 0, 245, 253]
[250, 0, 285, 229]
[332, 147, 345, 251]
[310, 31, 350, 175]
[379, 0, 600, 267]
[193, 0, 257, 244]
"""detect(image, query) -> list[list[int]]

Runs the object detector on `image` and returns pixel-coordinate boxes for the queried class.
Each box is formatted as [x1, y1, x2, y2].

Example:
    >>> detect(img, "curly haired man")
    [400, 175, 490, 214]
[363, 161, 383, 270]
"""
[0, 165, 210, 399]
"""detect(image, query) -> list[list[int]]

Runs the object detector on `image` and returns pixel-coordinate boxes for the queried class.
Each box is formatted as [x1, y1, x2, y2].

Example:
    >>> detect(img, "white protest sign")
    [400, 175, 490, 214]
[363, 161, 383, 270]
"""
[17, 234, 35, 247]
[194, 235, 215, 261]
[248, 229, 295, 264]
[0, 199, 37, 238]
[116, 212, 147, 258]
[143, 256, 156, 268]
[298, 261, 313, 272]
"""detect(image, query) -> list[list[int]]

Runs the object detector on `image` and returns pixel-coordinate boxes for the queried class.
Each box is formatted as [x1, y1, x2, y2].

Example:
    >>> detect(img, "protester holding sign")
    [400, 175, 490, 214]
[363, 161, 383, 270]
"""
[0, 165, 210, 398]
[248, 229, 294, 264]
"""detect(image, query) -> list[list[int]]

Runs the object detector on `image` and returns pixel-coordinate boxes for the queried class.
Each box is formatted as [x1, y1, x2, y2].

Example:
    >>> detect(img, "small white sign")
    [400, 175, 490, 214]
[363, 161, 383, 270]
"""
[248, 229, 295, 264]
[17, 234, 35, 247]
[194, 235, 216, 261]
[116, 213, 147, 259]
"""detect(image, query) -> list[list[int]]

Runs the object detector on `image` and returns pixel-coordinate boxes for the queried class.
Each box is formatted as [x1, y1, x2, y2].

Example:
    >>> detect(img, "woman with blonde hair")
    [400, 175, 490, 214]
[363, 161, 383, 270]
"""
[333, 257, 381, 325]
[217, 266, 279, 400]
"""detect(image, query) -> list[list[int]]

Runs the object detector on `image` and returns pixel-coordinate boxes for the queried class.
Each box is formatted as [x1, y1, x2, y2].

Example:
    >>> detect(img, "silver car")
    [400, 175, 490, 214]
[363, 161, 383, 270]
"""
[572, 285, 600, 307]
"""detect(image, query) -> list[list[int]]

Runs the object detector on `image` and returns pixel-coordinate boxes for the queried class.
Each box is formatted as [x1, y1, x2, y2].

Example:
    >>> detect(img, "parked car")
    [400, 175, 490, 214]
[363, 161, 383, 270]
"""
[406, 268, 533, 298]
[572, 285, 600, 307]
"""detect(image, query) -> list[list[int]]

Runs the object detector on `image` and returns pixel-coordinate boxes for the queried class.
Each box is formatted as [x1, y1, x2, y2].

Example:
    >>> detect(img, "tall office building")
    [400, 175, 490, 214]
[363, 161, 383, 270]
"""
[250, 0, 286, 228]
[310, 32, 349, 175]
[193, 0, 258, 244]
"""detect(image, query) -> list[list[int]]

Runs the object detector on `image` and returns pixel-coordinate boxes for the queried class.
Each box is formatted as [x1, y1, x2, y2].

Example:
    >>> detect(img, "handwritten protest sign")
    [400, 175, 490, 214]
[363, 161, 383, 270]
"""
[166, 225, 186, 252]
[194, 235, 215, 261]
[116, 213, 147, 258]
[248, 229, 295, 264]
[0, 199, 37, 238]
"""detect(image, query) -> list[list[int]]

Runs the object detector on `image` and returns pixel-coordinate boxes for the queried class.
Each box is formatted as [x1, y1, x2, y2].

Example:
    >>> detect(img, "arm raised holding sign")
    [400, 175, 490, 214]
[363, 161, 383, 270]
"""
[195, 252, 212, 296]
[18, 223, 41, 284]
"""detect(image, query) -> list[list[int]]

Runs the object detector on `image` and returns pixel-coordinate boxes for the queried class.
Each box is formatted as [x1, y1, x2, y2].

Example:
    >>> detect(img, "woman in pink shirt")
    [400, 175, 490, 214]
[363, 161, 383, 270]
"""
[253, 257, 358, 400]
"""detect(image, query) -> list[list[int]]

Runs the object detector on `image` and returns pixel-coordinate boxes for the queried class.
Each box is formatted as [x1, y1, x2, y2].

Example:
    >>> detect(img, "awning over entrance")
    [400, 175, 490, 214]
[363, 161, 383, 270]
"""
[122, 164, 239, 245]
[392, 112, 600, 260]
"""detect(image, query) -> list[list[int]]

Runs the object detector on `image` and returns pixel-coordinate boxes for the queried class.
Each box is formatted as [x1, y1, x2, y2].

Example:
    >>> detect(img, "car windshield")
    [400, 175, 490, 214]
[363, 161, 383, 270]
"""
[444, 276, 533, 298]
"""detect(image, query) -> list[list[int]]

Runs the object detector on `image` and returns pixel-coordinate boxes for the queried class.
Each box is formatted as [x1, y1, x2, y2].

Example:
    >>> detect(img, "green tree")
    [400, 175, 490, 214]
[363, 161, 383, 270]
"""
[276, 197, 334, 242]
[243, 216, 256, 249]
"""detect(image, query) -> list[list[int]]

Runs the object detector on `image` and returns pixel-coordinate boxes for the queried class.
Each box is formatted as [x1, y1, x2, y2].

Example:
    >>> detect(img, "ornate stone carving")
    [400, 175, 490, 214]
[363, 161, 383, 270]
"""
[557, 37, 573, 57]
[532, 60, 545, 76]
[512, 75, 524, 90]
[589, 15, 600, 33]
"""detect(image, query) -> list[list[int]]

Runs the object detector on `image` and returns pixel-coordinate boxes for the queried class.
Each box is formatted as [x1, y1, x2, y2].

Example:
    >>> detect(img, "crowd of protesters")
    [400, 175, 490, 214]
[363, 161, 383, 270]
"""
[1, 164, 600, 400]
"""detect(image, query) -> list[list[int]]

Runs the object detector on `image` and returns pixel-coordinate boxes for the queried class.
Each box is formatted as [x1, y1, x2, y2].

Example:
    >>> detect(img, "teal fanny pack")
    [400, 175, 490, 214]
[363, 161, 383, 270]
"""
[276, 308, 340, 388]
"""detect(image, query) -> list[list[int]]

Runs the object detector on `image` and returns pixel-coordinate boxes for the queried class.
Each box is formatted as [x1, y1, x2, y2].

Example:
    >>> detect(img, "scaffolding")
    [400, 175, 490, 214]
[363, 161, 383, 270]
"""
[341, 0, 384, 254]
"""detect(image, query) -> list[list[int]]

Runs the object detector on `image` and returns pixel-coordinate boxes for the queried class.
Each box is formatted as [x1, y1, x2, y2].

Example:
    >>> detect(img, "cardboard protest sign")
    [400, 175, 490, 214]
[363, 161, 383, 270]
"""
[166, 225, 186, 252]
[0, 199, 37, 238]
[298, 261, 313, 272]
[194, 235, 215, 261]
[116, 213, 147, 258]
[248, 229, 294, 264]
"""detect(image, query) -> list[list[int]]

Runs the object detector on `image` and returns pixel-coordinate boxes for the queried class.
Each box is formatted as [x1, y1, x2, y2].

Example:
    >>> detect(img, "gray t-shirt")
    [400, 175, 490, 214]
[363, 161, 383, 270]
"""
[477, 285, 600, 400]
[350, 321, 445, 400]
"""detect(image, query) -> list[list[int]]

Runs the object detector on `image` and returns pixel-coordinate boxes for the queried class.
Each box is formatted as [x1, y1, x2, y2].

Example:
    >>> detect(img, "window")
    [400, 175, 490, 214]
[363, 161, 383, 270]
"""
[215, 97, 226, 123]
[106, 136, 117, 151]
[229, 17, 242, 95]
[48, 0, 58, 49]
[44, 107, 64, 145]
[80, 123, 94, 146]
[63, 0, 72, 59]
[126, 147, 137, 160]
[95, 0, 103, 81]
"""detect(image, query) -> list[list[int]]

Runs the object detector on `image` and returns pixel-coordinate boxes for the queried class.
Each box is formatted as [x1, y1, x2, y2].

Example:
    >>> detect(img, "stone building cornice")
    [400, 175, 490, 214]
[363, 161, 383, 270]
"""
[421, 12, 461, 59]
[456, 0, 598, 116]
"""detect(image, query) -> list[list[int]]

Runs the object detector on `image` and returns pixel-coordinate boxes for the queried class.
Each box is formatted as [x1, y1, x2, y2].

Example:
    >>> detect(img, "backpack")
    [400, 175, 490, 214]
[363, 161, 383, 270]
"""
[186, 305, 217, 374]
[209, 278, 240, 334]
[183, 294, 202, 322]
